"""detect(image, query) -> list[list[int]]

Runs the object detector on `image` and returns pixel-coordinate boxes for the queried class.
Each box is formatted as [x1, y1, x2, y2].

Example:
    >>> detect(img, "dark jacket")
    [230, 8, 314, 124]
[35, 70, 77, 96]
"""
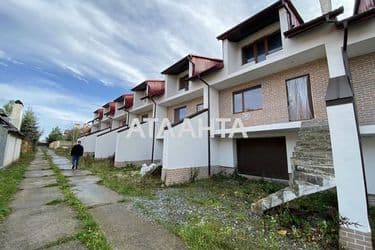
[71, 144, 84, 156]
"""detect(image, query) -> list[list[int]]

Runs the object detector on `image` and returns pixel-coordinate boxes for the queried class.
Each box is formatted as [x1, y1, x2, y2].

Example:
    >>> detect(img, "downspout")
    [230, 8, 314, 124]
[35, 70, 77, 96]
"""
[341, 20, 370, 207]
[149, 96, 157, 163]
[187, 56, 212, 176]
[124, 109, 130, 127]
[197, 76, 212, 177]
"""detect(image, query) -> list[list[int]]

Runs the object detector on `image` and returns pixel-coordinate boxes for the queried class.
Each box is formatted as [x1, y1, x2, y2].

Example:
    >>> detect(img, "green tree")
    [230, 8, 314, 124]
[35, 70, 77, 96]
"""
[46, 126, 64, 143]
[1, 100, 15, 115]
[21, 108, 42, 148]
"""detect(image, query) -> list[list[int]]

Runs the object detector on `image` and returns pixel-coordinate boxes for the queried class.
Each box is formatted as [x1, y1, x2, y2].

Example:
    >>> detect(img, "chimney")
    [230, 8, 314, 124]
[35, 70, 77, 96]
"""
[9, 100, 24, 130]
[319, 0, 332, 15]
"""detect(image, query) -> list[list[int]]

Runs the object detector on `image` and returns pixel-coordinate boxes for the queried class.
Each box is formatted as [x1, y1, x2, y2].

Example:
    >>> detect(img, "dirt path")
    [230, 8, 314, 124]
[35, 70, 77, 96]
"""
[0, 149, 86, 250]
[47, 150, 186, 250]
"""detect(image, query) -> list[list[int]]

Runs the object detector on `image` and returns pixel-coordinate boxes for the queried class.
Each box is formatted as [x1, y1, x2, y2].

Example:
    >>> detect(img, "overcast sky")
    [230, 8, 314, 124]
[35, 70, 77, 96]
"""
[0, 0, 354, 138]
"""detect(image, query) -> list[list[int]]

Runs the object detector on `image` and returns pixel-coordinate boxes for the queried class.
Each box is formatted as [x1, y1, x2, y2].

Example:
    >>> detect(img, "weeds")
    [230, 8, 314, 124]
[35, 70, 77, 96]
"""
[0, 152, 34, 221]
[45, 199, 64, 205]
[53, 148, 341, 249]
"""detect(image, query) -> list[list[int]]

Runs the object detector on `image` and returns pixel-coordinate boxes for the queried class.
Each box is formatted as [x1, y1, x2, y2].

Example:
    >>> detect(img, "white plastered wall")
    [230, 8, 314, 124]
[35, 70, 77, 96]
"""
[3, 135, 16, 166]
[115, 122, 158, 163]
[13, 138, 22, 162]
[95, 131, 118, 159]
[163, 112, 208, 169]
[81, 129, 110, 154]
[327, 103, 371, 232]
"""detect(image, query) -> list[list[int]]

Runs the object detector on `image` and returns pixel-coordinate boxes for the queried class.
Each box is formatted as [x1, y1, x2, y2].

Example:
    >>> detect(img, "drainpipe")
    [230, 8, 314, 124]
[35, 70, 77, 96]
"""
[123, 109, 130, 127]
[149, 96, 157, 164]
[187, 56, 212, 176]
[197, 76, 212, 177]
[341, 20, 370, 207]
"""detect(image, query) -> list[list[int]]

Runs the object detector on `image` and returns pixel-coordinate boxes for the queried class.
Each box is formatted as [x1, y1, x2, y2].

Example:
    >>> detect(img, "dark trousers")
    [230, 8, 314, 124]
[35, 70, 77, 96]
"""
[72, 155, 80, 169]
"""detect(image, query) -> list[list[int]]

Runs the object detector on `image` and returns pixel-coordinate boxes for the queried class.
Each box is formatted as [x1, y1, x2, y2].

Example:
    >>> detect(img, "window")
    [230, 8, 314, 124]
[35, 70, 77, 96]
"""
[286, 75, 314, 121]
[233, 86, 263, 113]
[141, 114, 148, 123]
[174, 106, 187, 123]
[178, 75, 189, 91]
[196, 103, 204, 112]
[242, 31, 282, 64]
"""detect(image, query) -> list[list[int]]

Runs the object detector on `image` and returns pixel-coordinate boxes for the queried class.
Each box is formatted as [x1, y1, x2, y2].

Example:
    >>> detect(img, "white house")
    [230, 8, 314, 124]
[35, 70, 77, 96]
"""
[0, 100, 24, 168]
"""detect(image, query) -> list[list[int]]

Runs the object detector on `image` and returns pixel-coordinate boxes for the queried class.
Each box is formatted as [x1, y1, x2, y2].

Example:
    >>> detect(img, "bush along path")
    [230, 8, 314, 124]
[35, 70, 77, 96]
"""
[46, 149, 186, 250]
[0, 148, 87, 249]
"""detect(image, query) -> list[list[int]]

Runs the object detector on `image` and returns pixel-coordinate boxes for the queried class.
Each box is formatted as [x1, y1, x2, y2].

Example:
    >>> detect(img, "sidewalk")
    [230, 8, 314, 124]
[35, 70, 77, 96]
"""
[48, 150, 186, 250]
[0, 149, 86, 250]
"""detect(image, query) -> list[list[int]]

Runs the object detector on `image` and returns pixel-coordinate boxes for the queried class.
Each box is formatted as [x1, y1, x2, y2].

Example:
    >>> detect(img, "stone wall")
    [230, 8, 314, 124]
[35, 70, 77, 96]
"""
[161, 166, 235, 186]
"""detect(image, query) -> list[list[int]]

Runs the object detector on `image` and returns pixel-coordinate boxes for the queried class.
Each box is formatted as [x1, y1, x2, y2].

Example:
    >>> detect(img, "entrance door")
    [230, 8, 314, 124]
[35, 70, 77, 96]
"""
[286, 75, 314, 121]
[237, 137, 289, 180]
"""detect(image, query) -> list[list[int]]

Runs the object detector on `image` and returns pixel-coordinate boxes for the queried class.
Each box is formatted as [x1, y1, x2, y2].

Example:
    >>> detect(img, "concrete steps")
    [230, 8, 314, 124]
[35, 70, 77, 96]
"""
[251, 181, 335, 214]
[250, 121, 336, 214]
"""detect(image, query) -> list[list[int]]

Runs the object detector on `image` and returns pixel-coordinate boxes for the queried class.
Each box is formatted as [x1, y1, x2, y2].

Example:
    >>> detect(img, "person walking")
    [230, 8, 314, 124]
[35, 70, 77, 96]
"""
[71, 141, 84, 170]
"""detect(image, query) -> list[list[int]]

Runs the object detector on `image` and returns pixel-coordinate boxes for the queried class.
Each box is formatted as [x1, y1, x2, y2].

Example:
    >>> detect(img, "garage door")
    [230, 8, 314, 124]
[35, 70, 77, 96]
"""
[237, 137, 288, 180]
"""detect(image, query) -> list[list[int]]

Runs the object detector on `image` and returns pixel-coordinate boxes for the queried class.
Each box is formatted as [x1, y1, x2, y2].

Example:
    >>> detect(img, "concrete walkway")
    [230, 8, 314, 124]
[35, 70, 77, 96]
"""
[0, 149, 87, 250]
[47, 150, 186, 250]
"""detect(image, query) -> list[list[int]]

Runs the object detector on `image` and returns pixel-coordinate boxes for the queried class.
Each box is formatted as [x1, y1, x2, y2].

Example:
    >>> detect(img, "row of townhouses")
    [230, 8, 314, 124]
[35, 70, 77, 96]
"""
[78, 0, 375, 248]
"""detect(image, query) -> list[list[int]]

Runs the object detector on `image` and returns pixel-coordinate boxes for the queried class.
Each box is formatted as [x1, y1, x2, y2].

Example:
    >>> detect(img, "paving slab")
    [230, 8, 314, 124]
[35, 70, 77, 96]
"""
[71, 183, 123, 207]
[69, 175, 102, 185]
[53, 159, 70, 164]
[56, 164, 73, 170]
[90, 203, 186, 250]
[19, 176, 57, 189]
[25, 169, 55, 178]
[62, 170, 92, 177]
[28, 164, 51, 170]
[10, 186, 64, 210]
[0, 205, 81, 250]
[47, 240, 87, 250]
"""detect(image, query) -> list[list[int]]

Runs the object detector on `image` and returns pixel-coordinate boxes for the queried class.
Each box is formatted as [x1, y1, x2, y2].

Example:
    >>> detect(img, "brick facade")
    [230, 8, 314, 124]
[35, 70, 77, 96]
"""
[167, 96, 204, 123]
[161, 166, 234, 186]
[339, 227, 373, 250]
[350, 52, 375, 125]
[219, 59, 330, 128]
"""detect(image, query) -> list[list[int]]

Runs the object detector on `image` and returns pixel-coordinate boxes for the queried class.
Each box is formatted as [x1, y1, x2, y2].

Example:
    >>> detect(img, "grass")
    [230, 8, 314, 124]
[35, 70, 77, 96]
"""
[54, 148, 341, 249]
[159, 175, 339, 249]
[0, 152, 34, 221]
[44, 150, 112, 250]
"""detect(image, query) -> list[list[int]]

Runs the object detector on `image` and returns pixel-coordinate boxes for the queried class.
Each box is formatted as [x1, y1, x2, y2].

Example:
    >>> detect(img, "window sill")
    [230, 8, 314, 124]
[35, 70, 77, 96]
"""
[233, 108, 263, 114]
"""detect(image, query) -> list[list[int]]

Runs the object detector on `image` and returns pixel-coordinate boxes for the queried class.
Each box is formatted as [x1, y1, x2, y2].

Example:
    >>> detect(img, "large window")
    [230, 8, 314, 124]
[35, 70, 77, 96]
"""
[242, 30, 282, 64]
[178, 75, 189, 91]
[174, 106, 187, 123]
[286, 75, 314, 121]
[233, 86, 263, 113]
